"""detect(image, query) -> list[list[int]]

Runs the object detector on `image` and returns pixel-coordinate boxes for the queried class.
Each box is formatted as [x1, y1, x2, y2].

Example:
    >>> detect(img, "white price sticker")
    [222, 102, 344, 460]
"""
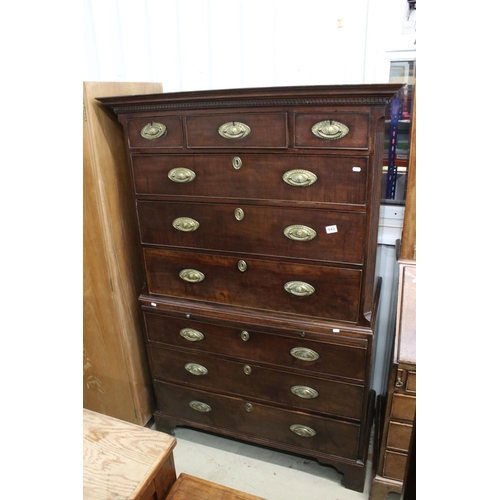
[325, 225, 338, 234]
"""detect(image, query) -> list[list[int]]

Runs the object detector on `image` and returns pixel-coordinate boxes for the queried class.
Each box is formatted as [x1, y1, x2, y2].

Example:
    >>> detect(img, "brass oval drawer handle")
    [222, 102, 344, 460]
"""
[282, 169, 318, 187]
[180, 328, 205, 342]
[218, 121, 251, 140]
[140, 122, 168, 140]
[185, 362, 208, 376]
[173, 217, 200, 232]
[395, 377, 404, 388]
[245, 403, 253, 412]
[237, 260, 247, 272]
[290, 347, 319, 362]
[240, 330, 250, 341]
[290, 385, 319, 399]
[179, 269, 205, 283]
[290, 424, 316, 437]
[283, 225, 317, 242]
[243, 365, 252, 375]
[168, 167, 196, 183]
[284, 281, 315, 297]
[189, 400, 211, 413]
[311, 120, 349, 140]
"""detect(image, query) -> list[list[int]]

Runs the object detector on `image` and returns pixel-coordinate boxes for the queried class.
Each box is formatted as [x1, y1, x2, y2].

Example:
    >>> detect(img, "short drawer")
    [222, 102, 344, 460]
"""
[391, 394, 416, 422]
[154, 380, 360, 460]
[382, 450, 407, 481]
[144, 312, 368, 382]
[386, 421, 413, 452]
[406, 371, 416, 393]
[137, 201, 366, 265]
[294, 112, 369, 149]
[131, 154, 368, 206]
[127, 115, 184, 148]
[143, 248, 362, 322]
[186, 112, 288, 148]
[149, 345, 365, 419]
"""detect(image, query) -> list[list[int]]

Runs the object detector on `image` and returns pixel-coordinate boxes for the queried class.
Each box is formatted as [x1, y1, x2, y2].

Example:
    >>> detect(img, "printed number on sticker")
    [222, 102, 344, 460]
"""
[325, 225, 338, 234]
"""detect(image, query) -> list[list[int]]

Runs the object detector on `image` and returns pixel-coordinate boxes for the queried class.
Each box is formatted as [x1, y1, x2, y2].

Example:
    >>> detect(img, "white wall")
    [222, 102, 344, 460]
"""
[83, 0, 416, 90]
[83, 0, 415, 395]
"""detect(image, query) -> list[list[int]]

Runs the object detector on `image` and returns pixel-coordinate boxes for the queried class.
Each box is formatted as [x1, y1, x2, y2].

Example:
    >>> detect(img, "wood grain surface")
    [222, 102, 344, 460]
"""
[165, 473, 265, 500]
[83, 409, 176, 500]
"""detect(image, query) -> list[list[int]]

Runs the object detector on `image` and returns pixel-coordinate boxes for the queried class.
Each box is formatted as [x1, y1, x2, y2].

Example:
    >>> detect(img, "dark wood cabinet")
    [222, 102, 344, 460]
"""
[97, 84, 401, 492]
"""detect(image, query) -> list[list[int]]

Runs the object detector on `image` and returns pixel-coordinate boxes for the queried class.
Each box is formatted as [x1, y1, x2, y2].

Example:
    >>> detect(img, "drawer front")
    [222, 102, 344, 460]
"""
[294, 112, 369, 149]
[138, 201, 366, 265]
[391, 394, 416, 422]
[131, 154, 368, 206]
[144, 313, 368, 381]
[186, 112, 288, 148]
[127, 115, 184, 148]
[386, 421, 413, 452]
[149, 346, 365, 419]
[154, 380, 360, 459]
[395, 368, 416, 395]
[382, 450, 407, 481]
[406, 371, 416, 393]
[144, 248, 362, 322]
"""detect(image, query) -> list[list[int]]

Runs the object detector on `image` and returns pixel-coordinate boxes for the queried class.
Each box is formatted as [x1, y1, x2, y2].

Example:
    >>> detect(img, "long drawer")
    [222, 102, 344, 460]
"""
[131, 154, 368, 206]
[149, 345, 365, 420]
[154, 380, 361, 460]
[143, 248, 362, 322]
[137, 201, 366, 265]
[143, 312, 368, 382]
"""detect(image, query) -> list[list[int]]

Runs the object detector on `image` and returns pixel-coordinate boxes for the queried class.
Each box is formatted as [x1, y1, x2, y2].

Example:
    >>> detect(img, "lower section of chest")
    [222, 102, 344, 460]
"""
[141, 297, 375, 492]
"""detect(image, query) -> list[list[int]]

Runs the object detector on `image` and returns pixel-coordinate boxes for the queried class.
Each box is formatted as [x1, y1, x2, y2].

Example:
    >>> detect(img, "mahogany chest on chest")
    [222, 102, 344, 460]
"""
[98, 84, 401, 492]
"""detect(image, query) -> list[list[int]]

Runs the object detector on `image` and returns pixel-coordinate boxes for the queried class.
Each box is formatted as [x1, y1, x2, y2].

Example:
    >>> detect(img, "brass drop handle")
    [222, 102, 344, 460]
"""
[237, 260, 248, 272]
[283, 225, 317, 242]
[173, 217, 200, 232]
[180, 328, 205, 342]
[179, 269, 205, 283]
[282, 169, 318, 187]
[243, 365, 252, 375]
[311, 120, 349, 140]
[284, 281, 315, 297]
[240, 330, 250, 341]
[291, 385, 319, 399]
[189, 401, 211, 413]
[290, 424, 316, 437]
[395, 377, 404, 388]
[245, 403, 253, 412]
[168, 167, 196, 183]
[140, 122, 167, 140]
[234, 208, 245, 221]
[184, 363, 208, 376]
[290, 347, 319, 362]
[218, 121, 251, 139]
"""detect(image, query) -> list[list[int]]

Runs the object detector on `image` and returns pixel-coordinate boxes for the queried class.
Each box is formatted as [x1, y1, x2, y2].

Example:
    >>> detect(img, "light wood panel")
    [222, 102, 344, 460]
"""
[400, 86, 416, 261]
[83, 81, 162, 424]
[83, 409, 176, 500]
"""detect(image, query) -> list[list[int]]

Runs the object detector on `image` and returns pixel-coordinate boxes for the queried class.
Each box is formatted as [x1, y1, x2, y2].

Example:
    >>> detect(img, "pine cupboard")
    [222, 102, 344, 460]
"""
[83, 81, 162, 425]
